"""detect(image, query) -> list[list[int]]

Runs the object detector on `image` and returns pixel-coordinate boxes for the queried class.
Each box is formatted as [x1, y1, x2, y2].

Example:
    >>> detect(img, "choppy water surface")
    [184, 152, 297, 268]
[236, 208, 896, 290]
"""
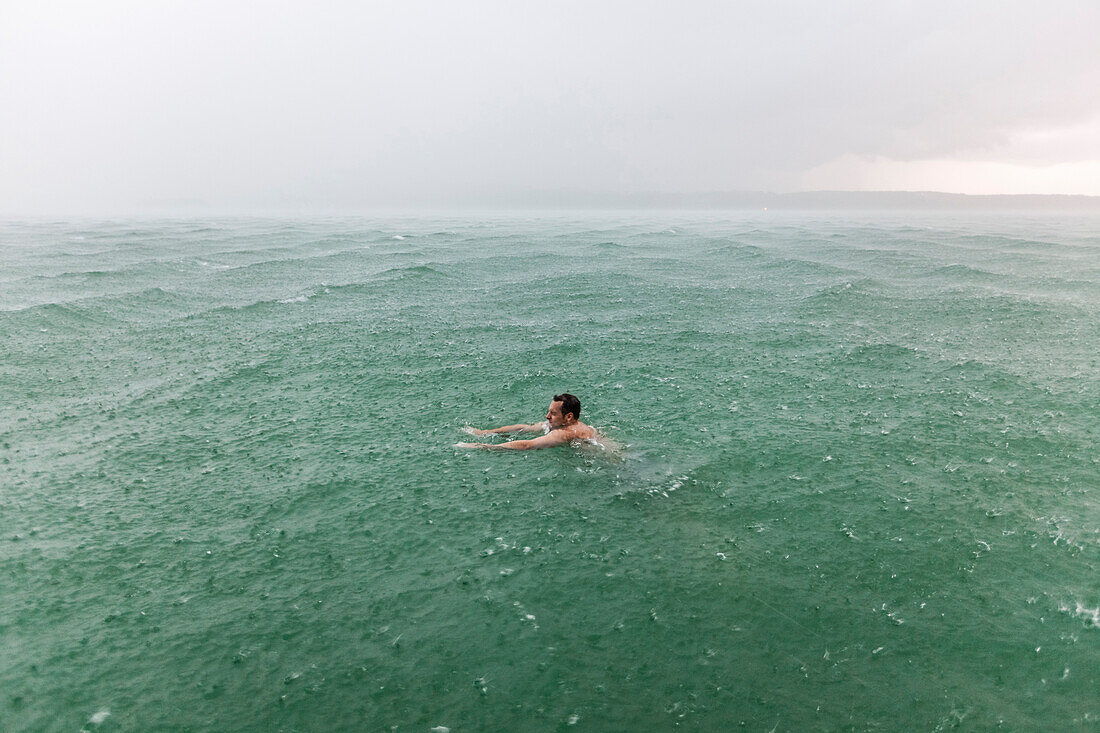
[2, 213, 1097, 731]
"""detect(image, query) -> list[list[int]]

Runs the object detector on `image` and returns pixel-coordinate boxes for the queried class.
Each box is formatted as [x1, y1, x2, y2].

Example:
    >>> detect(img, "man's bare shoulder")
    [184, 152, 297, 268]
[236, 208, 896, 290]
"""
[552, 423, 597, 441]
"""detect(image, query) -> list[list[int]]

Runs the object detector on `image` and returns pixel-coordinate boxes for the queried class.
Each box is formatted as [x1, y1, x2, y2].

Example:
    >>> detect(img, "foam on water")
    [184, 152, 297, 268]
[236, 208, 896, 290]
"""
[86, 709, 110, 727]
[1063, 602, 1100, 628]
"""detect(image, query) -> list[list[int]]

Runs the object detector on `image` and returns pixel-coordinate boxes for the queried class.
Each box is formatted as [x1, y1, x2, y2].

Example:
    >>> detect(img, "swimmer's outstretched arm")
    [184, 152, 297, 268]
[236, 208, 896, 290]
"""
[465, 421, 547, 436]
[456, 433, 567, 451]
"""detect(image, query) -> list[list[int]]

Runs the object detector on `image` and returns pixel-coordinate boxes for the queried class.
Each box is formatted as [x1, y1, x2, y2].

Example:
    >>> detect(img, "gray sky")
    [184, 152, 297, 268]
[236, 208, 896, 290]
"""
[2, 0, 1099, 213]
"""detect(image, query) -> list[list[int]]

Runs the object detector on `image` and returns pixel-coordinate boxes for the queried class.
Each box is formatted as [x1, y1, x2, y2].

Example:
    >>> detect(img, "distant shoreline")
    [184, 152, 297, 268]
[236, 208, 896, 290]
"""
[445, 189, 1100, 212]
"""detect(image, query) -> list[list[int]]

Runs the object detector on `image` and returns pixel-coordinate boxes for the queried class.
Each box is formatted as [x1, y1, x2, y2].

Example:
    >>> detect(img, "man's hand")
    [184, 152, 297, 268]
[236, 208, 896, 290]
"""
[462, 427, 490, 436]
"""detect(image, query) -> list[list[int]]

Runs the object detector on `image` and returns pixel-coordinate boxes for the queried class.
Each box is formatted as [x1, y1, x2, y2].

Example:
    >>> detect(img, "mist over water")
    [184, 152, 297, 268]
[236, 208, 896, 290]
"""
[2, 213, 1097, 731]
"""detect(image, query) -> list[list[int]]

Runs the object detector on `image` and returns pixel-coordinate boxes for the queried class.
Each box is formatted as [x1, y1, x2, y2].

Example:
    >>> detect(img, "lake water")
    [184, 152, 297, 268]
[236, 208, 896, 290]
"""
[2, 212, 1097, 731]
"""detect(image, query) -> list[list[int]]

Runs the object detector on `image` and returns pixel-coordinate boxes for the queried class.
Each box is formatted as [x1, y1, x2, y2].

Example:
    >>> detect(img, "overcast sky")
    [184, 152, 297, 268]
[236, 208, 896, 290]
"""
[2, 0, 1098, 213]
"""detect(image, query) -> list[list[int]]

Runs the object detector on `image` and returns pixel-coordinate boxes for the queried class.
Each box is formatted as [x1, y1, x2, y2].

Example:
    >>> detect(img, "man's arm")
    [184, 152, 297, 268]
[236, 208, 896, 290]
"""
[456, 432, 568, 451]
[465, 421, 547, 436]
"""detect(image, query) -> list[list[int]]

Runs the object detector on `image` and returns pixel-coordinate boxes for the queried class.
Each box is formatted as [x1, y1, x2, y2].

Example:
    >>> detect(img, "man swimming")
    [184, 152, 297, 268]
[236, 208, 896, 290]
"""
[456, 393, 597, 451]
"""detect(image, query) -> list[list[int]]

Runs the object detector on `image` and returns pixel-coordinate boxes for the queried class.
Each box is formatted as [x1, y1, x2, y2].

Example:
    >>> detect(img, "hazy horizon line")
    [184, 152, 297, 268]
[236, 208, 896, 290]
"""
[4, 189, 1100, 219]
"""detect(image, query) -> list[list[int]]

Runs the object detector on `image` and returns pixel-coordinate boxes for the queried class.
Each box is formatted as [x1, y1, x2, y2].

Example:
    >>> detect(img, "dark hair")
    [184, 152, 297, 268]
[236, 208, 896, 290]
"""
[553, 393, 581, 419]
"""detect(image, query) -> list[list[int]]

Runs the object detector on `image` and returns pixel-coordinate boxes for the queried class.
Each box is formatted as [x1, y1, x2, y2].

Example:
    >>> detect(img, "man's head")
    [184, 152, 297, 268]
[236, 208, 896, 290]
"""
[547, 393, 581, 427]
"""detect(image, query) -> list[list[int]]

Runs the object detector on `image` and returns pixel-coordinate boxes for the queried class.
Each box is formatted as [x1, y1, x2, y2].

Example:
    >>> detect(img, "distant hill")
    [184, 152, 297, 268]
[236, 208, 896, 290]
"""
[471, 189, 1100, 211]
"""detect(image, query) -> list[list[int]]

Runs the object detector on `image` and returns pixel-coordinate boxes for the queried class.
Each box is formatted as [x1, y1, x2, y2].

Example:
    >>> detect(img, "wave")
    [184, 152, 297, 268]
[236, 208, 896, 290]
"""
[372, 263, 449, 280]
[703, 242, 766, 259]
[178, 265, 451, 319]
[950, 233, 1072, 251]
[0, 301, 121, 331]
[924, 265, 1100, 299]
[938, 288, 1092, 319]
[57, 268, 115, 279]
[195, 259, 232, 270]
[193, 239, 438, 276]
[8, 259, 191, 287]
[799, 278, 882, 304]
[0, 287, 191, 331]
[187, 246, 370, 274]
[833, 341, 924, 366]
[926, 263, 1005, 284]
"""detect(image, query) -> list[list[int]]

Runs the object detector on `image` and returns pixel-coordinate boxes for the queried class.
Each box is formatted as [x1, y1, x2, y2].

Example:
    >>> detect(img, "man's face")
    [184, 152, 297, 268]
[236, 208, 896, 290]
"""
[546, 400, 568, 427]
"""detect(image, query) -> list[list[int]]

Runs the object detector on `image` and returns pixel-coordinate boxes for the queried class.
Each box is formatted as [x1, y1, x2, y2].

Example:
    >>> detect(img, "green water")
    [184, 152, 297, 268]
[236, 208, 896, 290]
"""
[1, 214, 1097, 731]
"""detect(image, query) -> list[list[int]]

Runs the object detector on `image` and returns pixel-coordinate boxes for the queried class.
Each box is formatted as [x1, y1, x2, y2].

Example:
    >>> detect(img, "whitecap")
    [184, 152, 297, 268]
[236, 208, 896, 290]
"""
[1064, 602, 1100, 627]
